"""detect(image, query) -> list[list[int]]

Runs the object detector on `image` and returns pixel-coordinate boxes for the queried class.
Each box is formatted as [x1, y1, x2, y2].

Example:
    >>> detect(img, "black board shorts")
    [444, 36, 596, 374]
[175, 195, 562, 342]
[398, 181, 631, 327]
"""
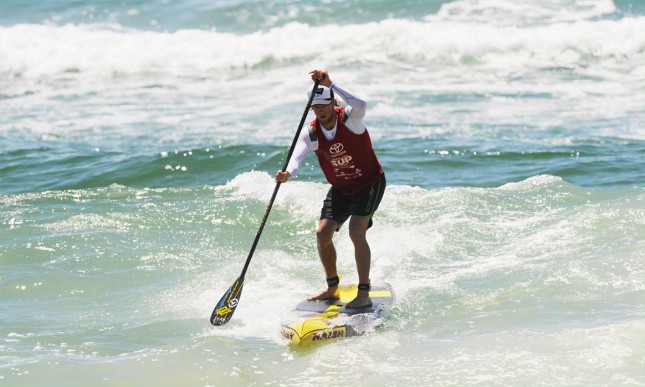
[320, 173, 386, 231]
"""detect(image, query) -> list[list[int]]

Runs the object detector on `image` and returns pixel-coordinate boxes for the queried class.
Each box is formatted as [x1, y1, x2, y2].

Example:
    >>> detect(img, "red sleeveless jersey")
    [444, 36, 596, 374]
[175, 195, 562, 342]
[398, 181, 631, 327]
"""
[312, 107, 383, 196]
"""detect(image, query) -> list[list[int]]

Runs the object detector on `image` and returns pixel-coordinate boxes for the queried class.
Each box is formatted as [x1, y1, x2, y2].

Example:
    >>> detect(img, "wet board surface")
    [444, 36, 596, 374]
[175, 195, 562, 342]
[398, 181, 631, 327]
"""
[294, 282, 394, 315]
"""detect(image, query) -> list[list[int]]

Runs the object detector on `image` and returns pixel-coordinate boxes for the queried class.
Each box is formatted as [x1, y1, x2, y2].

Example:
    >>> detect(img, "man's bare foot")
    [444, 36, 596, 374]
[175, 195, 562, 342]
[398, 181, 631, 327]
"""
[307, 287, 340, 301]
[345, 290, 372, 308]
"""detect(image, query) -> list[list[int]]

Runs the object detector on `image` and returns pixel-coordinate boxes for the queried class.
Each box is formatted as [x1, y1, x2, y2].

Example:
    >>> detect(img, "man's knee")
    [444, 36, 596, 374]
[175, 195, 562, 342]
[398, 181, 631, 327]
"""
[348, 223, 368, 244]
[316, 221, 335, 245]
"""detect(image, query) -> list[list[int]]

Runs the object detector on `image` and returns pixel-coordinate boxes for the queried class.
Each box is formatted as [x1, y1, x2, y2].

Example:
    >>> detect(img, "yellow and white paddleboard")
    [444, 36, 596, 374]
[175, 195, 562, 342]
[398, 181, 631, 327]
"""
[281, 282, 394, 347]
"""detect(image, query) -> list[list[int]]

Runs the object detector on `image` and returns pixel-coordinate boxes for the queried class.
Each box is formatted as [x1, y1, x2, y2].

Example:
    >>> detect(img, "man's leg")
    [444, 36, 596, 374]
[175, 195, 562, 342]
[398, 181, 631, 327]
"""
[345, 215, 372, 308]
[308, 218, 341, 300]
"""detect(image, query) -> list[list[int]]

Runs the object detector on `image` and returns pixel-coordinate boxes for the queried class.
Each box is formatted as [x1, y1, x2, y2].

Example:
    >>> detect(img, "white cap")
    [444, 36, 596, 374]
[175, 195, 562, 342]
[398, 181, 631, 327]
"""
[308, 85, 334, 105]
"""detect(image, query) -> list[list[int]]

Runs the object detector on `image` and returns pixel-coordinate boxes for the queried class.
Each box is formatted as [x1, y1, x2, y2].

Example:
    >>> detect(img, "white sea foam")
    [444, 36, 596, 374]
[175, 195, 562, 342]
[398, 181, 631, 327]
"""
[436, 0, 618, 25]
[1, 10, 642, 82]
[2, 6, 642, 144]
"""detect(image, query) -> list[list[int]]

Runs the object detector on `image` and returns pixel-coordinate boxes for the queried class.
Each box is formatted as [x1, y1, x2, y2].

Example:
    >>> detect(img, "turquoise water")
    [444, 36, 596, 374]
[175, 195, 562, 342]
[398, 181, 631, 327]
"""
[1, 0, 644, 386]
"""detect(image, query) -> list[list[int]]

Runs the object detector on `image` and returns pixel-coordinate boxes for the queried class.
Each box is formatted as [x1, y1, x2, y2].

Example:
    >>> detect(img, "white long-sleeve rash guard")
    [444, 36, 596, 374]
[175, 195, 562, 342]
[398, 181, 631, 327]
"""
[286, 82, 368, 177]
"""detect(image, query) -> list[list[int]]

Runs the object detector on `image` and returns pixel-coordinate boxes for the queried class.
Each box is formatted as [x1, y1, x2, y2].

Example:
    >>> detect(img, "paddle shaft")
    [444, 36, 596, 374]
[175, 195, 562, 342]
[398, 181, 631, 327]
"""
[238, 78, 321, 280]
[211, 78, 322, 325]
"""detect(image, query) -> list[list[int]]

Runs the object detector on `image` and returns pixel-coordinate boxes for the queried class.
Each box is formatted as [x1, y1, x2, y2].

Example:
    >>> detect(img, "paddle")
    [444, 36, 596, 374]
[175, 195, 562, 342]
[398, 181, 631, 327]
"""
[210, 78, 322, 326]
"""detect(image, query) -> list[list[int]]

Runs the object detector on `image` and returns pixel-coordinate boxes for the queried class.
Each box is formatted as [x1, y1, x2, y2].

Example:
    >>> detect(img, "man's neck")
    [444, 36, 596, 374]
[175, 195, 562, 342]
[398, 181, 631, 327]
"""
[320, 115, 338, 131]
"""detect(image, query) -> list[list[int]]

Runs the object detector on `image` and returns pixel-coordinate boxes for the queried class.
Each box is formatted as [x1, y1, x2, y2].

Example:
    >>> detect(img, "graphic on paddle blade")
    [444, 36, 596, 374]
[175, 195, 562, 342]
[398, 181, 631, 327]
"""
[210, 277, 244, 326]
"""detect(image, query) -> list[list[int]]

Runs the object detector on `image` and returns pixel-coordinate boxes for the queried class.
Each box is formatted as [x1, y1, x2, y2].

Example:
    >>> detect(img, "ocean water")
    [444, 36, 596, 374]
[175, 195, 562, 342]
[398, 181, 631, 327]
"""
[1, 0, 644, 386]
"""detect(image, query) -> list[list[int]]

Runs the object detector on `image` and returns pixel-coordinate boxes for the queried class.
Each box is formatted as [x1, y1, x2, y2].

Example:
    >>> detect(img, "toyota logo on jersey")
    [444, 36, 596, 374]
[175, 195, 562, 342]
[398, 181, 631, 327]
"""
[329, 143, 344, 155]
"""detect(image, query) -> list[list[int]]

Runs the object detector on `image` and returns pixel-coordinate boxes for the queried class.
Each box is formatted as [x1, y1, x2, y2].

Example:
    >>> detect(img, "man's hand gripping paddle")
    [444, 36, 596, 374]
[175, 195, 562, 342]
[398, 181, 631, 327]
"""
[210, 78, 322, 326]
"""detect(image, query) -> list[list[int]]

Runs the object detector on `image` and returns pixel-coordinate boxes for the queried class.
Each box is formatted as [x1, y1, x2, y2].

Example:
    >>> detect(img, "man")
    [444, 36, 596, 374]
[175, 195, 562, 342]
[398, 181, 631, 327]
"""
[275, 69, 385, 308]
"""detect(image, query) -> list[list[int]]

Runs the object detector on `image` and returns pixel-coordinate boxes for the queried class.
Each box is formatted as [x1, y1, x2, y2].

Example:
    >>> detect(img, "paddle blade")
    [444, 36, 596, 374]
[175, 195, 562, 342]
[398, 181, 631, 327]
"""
[210, 277, 244, 326]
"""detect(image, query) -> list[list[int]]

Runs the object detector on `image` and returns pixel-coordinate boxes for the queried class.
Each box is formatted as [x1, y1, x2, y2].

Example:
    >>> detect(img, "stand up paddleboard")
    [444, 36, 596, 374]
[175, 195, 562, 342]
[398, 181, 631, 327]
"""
[281, 282, 395, 347]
